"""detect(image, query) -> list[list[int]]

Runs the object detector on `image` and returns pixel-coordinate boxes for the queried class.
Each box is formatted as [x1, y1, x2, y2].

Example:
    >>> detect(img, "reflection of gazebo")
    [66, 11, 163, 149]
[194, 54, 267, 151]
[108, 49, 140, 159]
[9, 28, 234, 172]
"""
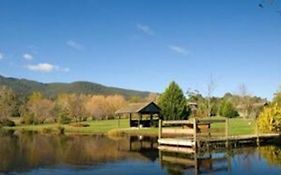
[115, 102, 161, 127]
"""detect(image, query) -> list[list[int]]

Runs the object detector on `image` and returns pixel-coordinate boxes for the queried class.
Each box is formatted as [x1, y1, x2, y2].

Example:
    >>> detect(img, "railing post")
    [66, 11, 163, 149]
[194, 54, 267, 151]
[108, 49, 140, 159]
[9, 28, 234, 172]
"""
[159, 119, 162, 139]
[225, 118, 229, 148]
[193, 118, 197, 149]
[256, 120, 260, 146]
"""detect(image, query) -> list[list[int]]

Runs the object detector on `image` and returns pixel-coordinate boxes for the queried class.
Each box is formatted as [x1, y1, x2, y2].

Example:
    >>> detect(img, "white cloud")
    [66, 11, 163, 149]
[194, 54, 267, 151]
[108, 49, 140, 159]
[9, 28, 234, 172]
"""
[0, 52, 3, 60]
[23, 53, 33, 60]
[169, 45, 189, 55]
[136, 24, 154, 35]
[66, 40, 84, 50]
[26, 63, 70, 73]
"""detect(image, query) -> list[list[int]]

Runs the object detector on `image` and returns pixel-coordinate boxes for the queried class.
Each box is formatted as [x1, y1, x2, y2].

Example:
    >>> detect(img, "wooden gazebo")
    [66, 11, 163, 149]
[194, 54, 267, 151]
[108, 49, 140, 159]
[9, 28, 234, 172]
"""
[115, 101, 161, 127]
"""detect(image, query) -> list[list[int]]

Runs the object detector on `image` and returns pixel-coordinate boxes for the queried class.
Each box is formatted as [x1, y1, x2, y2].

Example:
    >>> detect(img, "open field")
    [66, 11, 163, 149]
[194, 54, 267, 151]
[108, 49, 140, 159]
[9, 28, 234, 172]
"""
[3, 117, 257, 136]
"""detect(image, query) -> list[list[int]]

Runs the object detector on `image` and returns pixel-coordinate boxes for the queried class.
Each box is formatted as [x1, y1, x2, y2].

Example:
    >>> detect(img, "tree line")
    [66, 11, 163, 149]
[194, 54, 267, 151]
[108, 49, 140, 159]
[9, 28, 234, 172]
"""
[158, 81, 267, 120]
[0, 85, 128, 126]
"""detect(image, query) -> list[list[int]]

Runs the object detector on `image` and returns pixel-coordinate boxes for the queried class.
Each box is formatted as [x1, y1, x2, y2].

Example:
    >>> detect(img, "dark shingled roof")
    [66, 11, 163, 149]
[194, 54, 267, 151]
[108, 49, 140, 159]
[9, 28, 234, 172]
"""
[115, 101, 161, 114]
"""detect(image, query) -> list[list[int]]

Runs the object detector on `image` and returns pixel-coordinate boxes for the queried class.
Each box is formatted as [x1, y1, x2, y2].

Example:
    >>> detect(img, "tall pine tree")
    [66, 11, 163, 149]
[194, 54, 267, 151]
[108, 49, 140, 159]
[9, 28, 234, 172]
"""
[158, 81, 187, 120]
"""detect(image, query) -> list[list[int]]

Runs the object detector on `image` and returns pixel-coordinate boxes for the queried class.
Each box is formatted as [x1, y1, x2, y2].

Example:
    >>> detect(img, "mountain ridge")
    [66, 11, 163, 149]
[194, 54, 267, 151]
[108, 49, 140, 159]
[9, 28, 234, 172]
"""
[0, 75, 151, 99]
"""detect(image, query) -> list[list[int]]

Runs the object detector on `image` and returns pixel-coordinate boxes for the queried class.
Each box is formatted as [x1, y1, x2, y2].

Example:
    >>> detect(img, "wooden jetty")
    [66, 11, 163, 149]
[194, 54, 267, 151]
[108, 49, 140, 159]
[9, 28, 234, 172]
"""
[158, 118, 281, 149]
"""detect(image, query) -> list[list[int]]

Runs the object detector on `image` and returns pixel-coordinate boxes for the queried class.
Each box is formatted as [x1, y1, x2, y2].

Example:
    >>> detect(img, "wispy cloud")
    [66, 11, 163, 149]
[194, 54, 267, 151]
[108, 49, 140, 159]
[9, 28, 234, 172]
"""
[66, 40, 84, 50]
[26, 63, 70, 73]
[136, 24, 154, 35]
[0, 52, 3, 60]
[22, 53, 33, 60]
[168, 45, 189, 55]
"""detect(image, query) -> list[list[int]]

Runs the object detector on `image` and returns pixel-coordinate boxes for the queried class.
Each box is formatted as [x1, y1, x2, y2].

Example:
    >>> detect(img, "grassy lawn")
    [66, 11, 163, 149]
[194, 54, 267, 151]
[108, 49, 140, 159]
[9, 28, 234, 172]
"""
[4, 117, 256, 136]
[211, 117, 256, 136]
[5, 119, 129, 134]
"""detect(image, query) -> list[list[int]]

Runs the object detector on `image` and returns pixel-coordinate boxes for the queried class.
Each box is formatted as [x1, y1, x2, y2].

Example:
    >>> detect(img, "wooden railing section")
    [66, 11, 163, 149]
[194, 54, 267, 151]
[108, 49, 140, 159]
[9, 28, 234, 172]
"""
[159, 118, 229, 147]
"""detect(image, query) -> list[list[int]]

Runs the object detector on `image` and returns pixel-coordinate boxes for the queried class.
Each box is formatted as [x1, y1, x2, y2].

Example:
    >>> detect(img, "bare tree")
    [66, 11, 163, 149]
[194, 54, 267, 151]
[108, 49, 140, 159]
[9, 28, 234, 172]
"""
[237, 84, 253, 119]
[207, 75, 216, 117]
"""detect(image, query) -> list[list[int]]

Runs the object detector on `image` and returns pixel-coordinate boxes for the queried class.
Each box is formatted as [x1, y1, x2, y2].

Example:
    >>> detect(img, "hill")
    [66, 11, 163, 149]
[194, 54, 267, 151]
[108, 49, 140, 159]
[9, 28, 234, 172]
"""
[0, 75, 150, 99]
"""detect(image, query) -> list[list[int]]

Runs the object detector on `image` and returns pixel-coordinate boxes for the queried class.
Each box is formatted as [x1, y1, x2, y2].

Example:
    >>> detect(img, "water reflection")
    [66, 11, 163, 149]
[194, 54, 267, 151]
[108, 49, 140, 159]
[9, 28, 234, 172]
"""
[0, 130, 281, 175]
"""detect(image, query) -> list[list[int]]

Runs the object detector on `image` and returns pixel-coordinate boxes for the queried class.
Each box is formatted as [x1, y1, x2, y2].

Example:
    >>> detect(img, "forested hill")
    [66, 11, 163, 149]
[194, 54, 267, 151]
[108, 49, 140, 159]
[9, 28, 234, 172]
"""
[0, 75, 150, 99]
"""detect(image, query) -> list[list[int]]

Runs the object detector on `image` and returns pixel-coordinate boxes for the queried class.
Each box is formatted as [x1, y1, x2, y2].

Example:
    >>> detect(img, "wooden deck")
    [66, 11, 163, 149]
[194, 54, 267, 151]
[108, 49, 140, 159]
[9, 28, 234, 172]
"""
[158, 133, 280, 147]
[158, 119, 281, 149]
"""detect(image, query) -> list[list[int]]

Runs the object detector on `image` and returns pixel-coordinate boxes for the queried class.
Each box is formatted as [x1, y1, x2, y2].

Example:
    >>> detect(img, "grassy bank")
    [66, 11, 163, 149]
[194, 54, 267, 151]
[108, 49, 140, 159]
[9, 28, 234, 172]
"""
[4, 117, 256, 136]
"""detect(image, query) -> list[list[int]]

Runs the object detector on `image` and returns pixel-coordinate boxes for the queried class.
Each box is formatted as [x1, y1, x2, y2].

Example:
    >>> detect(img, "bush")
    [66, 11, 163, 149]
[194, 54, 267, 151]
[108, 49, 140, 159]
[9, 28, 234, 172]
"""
[257, 103, 281, 133]
[0, 118, 15, 127]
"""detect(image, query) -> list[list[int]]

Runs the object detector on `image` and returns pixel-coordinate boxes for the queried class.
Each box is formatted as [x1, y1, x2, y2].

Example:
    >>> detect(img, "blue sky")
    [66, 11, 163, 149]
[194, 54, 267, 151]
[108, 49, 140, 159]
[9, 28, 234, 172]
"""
[0, 0, 281, 99]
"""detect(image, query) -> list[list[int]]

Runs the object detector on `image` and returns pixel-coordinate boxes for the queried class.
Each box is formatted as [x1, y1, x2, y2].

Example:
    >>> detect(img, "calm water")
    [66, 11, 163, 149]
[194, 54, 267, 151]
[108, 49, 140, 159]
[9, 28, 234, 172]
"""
[0, 131, 281, 175]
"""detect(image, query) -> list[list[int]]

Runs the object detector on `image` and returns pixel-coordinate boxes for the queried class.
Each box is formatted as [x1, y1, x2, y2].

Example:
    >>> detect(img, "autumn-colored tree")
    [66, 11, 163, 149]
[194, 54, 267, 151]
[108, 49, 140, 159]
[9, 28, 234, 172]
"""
[66, 94, 88, 122]
[105, 95, 127, 119]
[0, 86, 16, 119]
[85, 95, 107, 120]
[54, 94, 72, 124]
[85, 95, 127, 120]
[257, 103, 281, 133]
[24, 92, 54, 124]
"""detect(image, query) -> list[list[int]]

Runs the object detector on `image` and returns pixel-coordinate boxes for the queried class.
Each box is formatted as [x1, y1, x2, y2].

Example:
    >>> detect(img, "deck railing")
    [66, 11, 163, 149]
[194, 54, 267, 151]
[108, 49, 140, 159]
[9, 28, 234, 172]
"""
[158, 118, 229, 147]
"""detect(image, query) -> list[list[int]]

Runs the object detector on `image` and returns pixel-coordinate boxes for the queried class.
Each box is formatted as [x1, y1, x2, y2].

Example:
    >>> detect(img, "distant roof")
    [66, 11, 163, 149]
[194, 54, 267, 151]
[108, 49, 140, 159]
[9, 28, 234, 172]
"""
[115, 101, 161, 114]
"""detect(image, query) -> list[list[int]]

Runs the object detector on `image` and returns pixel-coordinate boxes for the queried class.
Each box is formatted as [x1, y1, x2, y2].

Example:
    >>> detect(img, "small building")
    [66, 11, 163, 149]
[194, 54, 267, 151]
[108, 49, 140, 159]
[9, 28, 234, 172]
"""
[115, 101, 161, 127]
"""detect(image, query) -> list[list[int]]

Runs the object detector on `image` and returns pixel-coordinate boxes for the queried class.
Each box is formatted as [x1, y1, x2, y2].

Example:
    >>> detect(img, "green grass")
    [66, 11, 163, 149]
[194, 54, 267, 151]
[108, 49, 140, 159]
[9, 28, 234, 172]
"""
[4, 117, 256, 136]
[211, 117, 256, 136]
[5, 119, 129, 134]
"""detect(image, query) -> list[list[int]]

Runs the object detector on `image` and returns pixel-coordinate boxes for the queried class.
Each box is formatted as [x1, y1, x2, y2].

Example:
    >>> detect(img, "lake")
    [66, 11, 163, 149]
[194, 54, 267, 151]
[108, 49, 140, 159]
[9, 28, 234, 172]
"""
[0, 131, 281, 175]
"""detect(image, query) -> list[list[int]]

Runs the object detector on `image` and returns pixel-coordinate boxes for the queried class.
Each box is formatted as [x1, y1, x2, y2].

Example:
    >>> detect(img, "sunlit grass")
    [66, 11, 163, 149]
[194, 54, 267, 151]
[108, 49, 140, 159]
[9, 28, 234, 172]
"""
[5, 117, 256, 136]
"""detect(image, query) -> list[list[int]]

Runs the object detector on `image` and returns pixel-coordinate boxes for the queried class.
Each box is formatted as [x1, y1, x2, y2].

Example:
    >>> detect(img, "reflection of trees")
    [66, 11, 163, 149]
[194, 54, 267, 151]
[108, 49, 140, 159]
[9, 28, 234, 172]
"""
[259, 146, 281, 167]
[0, 132, 155, 173]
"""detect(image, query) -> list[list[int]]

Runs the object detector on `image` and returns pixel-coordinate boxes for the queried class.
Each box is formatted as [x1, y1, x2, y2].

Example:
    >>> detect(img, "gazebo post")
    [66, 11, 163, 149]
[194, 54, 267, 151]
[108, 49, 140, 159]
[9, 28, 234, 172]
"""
[129, 113, 132, 127]
[150, 114, 153, 127]
[118, 114, 120, 128]
[138, 113, 142, 128]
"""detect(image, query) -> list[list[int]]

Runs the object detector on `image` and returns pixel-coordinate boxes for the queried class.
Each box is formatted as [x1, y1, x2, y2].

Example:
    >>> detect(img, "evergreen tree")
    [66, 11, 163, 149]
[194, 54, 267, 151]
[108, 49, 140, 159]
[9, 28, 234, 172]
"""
[158, 81, 187, 120]
[219, 100, 239, 118]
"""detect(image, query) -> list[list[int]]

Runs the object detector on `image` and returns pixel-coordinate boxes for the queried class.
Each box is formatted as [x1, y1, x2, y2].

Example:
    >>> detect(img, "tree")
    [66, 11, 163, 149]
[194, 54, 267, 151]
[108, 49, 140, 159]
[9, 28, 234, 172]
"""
[257, 103, 281, 133]
[237, 84, 254, 118]
[145, 93, 159, 102]
[85, 95, 127, 120]
[207, 75, 216, 117]
[219, 100, 239, 118]
[0, 86, 16, 119]
[158, 81, 187, 120]
[54, 94, 72, 124]
[186, 89, 208, 118]
[272, 87, 281, 106]
[24, 92, 54, 124]
[67, 94, 87, 122]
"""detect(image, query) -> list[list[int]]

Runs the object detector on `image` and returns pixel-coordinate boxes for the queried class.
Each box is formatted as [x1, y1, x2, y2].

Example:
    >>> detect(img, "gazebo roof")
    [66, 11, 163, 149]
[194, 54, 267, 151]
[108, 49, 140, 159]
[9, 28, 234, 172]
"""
[115, 101, 161, 114]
